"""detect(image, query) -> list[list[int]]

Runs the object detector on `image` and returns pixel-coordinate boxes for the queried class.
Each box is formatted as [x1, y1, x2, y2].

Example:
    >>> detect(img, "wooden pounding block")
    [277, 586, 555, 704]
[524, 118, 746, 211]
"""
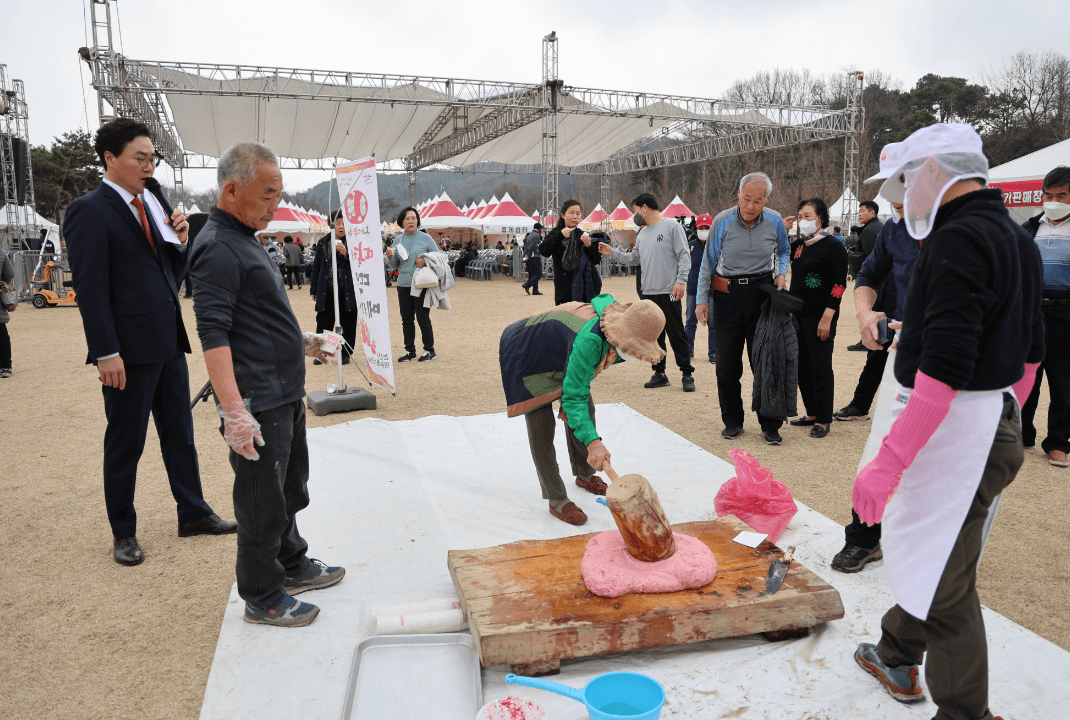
[447, 514, 844, 673]
[605, 473, 676, 562]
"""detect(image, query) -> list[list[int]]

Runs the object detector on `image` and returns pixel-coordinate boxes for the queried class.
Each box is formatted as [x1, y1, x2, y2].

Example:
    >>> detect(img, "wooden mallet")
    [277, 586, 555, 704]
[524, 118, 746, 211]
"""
[602, 463, 676, 562]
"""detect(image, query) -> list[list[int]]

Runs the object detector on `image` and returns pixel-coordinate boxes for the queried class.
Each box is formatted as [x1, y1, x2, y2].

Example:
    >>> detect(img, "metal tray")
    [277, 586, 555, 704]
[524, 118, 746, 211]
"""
[341, 633, 483, 720]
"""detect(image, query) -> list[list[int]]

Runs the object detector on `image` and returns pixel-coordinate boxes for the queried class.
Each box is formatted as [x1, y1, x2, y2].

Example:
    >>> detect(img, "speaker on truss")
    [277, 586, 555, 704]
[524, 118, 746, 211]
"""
[11, 137, 31, 205]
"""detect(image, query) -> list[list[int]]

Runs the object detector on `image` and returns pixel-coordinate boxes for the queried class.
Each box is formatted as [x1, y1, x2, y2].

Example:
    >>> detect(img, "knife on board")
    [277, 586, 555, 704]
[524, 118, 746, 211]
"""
[764, 546, 795, 595]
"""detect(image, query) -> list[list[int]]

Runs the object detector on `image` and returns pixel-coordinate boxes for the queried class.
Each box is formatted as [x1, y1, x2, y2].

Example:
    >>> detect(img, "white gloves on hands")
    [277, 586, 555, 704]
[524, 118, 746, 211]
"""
[302, 332, 333, 364]
[219, 399, 265, 461]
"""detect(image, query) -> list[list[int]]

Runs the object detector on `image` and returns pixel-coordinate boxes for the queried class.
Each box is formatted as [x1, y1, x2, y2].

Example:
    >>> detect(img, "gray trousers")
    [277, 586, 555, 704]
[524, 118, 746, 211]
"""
[524, 400, 596, 501]
[877, 393, 1023, 720]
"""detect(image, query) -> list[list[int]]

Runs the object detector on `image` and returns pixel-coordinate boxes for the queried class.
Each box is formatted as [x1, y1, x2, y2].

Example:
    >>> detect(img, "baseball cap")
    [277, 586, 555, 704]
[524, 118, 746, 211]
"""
[696, 213, 713, 228]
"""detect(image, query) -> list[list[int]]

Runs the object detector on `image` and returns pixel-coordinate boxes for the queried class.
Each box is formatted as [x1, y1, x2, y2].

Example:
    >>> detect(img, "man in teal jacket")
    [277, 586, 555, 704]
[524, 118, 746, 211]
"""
[499, 294, 665, 525]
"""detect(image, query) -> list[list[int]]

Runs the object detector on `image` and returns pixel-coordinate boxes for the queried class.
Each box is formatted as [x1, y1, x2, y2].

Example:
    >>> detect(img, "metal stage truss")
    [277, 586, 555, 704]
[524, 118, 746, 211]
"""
[0, 63, 40, 252]
[82, 0, 862, 211]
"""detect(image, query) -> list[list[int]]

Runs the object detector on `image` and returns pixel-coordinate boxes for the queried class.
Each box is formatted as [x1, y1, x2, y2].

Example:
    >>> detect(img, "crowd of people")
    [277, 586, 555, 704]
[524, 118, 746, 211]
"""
[40, 112, 1069, 720]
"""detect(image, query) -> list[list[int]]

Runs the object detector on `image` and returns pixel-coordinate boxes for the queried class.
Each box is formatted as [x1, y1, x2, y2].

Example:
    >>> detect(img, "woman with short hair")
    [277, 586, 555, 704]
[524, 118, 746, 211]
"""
[385, 207, 440, 362]
[787, 197, 849, 438]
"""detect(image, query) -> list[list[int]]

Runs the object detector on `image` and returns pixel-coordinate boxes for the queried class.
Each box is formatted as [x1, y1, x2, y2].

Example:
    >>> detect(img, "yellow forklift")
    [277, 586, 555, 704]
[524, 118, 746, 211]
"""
[31, 258, 77, 308]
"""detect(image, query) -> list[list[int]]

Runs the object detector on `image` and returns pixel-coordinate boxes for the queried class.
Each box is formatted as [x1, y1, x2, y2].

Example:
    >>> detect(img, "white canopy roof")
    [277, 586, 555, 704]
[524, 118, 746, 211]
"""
[828, 187, 894, 223]
[989, 138, 1070, 183]
[0, 207, 58, 231]
[147, 66, 779, 168]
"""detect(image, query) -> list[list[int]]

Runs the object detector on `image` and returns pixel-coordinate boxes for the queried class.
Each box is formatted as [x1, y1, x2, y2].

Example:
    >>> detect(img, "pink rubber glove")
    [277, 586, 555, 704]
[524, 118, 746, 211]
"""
[852, 371, 959, 525]
[1012, 363, 1040, 409]
[219, 399, 265, 461]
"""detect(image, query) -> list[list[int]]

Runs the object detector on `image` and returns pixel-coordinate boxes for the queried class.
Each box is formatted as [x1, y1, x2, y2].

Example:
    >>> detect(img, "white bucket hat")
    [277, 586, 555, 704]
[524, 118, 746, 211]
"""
[876, 124, 988, 240]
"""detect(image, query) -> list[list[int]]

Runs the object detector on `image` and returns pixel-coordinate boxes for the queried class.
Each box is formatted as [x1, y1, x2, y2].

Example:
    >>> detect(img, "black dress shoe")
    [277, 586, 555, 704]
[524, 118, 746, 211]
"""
[847, 341, 867, 351]
[523, 285, 531, 295]
[810, 424, 831, 438]
[179, 513, 238, 537]
[790, 417, 817, 426]
[114, 537, 144, 565]
[532, 290, 544, 295]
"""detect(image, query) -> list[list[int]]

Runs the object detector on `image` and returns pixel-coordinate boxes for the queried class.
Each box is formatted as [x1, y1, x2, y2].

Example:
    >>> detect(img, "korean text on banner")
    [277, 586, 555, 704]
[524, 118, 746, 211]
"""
[334, 157, 396, 395]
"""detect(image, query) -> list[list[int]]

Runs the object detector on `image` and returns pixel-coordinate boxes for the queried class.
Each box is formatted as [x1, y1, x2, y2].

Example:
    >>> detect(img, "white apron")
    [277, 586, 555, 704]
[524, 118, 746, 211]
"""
[858, 349, 1007, 620]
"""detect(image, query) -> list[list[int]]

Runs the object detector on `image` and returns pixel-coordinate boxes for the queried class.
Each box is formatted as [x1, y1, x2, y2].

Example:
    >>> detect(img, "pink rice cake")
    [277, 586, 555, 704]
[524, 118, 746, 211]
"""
[580, 530, 718, 598]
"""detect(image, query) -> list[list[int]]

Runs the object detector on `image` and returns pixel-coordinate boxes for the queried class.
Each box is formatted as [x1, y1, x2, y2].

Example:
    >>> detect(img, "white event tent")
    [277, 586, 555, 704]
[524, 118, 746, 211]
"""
[988, 137, 1069, 222]
[420, 192, 483, 229]
[481, 193, 534, 235]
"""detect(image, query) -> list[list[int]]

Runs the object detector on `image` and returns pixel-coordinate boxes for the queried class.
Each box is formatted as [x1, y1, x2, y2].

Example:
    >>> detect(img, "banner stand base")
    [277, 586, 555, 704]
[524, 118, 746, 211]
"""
[306, 387, 377, 416]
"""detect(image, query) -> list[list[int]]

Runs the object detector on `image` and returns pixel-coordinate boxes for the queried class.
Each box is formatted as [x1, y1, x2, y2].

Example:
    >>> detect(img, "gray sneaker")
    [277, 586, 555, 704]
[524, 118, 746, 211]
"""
[854, 643, 925, 703]
[284, 558, 346, 595]
[244, 594, 319, 627]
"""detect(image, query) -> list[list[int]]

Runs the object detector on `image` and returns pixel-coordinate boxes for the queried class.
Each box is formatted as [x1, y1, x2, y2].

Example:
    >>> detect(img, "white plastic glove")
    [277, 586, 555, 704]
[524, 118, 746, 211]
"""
[302, 332, 332, 364]
[218, 399, 265, 461]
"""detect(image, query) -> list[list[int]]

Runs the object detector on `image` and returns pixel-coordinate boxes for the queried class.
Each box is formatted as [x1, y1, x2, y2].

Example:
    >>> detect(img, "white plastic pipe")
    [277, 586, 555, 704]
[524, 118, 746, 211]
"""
[375, 608, 467, 635]
[369, 598, 462, 615]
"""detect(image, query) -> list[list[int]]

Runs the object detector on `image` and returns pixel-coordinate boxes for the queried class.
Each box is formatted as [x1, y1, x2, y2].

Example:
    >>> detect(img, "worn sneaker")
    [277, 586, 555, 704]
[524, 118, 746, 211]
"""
[847, 341, 867, 352]
[763, 430, 783, 445]
[831, 542, 883, 573]
[397, 351, 417, 362]
[644, 372, 670, 388]
[0, 368, 11, 378]
[682, 375, 696, 392]
[418, 349, 437, 362]
[721, 425, 743, 439]
[854, 643, 925, 703]
[833, 404, 871, 421]
[284, 558, 346, 595]
[244, 594, 320, 627]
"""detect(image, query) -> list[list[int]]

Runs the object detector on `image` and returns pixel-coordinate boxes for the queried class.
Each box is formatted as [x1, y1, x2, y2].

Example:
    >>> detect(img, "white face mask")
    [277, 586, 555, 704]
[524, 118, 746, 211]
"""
[615, 348, 636, 362]
[1043, 201, 1070, 222]
[798, 219, 818, 236]
[697, 228, 710, 241]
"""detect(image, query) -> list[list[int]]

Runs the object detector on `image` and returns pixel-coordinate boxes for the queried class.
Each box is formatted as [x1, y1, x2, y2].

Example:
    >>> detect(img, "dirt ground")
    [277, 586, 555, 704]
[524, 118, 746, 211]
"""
[3, 272, 1067, 720]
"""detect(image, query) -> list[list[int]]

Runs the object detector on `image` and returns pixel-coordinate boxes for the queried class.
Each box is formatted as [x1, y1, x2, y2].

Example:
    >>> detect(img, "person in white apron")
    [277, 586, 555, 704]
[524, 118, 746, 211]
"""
[849, 123, 1045, 720]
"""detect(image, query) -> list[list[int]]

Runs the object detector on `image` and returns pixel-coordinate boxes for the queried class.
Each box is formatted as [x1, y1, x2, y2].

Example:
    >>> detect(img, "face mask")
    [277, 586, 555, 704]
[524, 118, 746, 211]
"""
[798, 219, 818, 236]
[697, 228, 710, 241]
[1043, 201, 1070, 222]
[633, 212, 646, 227]
[615, 348, 636, 362]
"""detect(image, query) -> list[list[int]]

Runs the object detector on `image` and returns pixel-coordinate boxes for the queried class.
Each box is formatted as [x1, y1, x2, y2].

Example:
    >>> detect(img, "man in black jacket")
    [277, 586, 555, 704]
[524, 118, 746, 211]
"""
[192, 142, 344, 628]
[65, 118, 235, 567]
[1020, 165, 1070, 467]
[521, 223, 544, 295]
[846, 200, 883, 350]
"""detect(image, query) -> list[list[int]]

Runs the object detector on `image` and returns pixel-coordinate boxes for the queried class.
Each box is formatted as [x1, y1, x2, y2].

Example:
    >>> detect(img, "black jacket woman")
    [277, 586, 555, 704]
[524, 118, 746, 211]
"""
[785, 198, 849, 437]
[309, 211, 359, 363]
[539, 199, 603, 306]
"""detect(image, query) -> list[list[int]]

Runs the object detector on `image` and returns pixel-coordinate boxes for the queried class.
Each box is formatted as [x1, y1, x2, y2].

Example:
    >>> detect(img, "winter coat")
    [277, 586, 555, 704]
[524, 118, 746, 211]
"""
[570, 233, 605, 302]
[412, 251, 454, 310]
[309, 233, 358, 313]
[751, 299, 799, 420]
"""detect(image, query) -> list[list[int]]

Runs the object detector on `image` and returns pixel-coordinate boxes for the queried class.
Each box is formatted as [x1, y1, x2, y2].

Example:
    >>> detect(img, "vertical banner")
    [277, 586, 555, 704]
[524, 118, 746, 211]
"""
[334, 157, 396, 395]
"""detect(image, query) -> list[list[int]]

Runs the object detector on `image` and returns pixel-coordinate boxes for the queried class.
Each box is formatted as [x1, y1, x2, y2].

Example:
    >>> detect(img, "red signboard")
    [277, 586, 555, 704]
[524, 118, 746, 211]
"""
[990, 179, 1044, 207]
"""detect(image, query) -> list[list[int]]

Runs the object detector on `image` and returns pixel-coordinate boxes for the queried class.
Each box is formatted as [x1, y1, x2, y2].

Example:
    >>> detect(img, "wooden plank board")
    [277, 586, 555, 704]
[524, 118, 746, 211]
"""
[447, 515, 844, 671]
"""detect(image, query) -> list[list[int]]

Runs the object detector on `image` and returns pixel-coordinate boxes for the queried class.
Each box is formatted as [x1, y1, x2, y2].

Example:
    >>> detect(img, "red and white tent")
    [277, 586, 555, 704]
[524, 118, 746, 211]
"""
[580, 203, 609, 230]
[474, 195, 499, 220]
[421, 192, 483, 229]
[468, 199, 487, 218]
[989, 137, 1070, 212]
[481, 192, 535, 235]
[660, 194, 696, 219]
[607, 201, 637, 229]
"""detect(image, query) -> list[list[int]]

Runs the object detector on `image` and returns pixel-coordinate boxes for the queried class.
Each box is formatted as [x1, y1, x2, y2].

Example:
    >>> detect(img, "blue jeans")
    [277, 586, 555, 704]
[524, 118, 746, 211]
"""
[685, 293, 716, 358]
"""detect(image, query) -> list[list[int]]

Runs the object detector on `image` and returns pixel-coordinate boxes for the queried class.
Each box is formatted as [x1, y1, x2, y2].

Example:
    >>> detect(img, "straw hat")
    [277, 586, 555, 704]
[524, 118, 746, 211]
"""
[600, 300, 666, 365]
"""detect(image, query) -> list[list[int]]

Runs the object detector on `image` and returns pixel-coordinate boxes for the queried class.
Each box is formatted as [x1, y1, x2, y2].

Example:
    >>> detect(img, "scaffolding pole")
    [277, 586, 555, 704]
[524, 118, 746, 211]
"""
[841, 71, 865, 231]
[541, 32, 560, 222]
[1, 65, 40, 252]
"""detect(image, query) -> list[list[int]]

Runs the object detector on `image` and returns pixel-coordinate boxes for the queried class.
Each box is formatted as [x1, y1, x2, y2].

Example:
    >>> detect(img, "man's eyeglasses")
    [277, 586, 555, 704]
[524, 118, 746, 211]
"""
[125, 152, 162, 169]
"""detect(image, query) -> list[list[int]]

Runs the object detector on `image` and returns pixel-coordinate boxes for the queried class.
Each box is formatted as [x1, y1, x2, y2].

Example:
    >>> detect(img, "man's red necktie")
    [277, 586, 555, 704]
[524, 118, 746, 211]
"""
[130, 197, 158, 256]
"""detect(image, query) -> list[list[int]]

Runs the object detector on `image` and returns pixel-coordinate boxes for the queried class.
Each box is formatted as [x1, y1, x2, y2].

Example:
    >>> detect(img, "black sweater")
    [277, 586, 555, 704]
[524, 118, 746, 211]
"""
[788, 234, 849, 320]
[894, 189, 1045, 391]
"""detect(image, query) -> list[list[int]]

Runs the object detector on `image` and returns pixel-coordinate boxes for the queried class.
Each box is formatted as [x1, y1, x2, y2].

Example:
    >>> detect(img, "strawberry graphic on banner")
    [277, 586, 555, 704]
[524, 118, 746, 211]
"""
[334, 157, 396, 395]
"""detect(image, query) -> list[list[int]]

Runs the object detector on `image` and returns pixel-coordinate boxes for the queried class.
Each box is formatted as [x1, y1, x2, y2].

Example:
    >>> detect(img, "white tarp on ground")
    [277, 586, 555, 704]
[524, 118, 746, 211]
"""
[198, 404, 1070, 720]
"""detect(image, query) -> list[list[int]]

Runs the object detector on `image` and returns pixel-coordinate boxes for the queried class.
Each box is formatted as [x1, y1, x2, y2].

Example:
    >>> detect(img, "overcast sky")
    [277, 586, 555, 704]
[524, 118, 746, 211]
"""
[4, 0, 1065, 192]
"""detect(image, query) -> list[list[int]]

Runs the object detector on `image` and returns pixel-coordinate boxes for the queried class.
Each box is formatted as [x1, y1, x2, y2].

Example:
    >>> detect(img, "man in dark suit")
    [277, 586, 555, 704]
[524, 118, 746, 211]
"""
[65, 118, 236, 566]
